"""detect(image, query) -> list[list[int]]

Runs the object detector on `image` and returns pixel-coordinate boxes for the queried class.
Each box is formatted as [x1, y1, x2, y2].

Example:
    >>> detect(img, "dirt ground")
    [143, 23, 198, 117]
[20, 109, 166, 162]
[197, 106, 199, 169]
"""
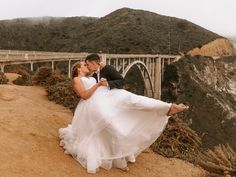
[0, 73, 206, 177]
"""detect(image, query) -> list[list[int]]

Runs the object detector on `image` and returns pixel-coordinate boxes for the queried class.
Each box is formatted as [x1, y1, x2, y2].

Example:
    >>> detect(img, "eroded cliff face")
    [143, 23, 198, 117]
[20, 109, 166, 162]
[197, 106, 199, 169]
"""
[187, 38, 236, 56]
[162, 56, 236, 150]
[231, 40, 236, 49]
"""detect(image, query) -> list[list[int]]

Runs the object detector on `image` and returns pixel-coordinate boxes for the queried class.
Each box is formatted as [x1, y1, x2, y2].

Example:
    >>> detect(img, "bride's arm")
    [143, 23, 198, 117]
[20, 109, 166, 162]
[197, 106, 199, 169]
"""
[73, 77, 102, 100]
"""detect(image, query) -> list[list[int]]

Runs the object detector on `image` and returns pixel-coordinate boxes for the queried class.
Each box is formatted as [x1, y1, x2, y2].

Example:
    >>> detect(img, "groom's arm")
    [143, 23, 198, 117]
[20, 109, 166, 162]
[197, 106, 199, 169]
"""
[106, 65, 124, 89]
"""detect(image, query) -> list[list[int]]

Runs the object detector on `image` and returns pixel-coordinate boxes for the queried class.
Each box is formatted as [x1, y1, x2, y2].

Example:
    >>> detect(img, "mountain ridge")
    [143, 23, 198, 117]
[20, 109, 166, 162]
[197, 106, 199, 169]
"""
[0, 8, 226, 54]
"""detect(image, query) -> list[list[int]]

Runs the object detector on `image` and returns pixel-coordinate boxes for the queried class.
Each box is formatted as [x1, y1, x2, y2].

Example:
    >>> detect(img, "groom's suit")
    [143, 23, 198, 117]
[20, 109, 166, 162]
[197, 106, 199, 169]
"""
[92, 65, 124, 89]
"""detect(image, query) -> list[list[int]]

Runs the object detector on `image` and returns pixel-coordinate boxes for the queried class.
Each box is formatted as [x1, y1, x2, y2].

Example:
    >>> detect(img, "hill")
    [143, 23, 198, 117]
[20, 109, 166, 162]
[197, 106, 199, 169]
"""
[229, 37, 236, 49]
[0, 73, 206, 177]
[0, 8, 226, 54]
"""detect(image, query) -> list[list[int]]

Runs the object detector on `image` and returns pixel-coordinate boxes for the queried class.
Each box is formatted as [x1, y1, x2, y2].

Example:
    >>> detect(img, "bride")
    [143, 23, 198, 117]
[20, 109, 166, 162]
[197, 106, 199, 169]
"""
[59, 61, 189, 173]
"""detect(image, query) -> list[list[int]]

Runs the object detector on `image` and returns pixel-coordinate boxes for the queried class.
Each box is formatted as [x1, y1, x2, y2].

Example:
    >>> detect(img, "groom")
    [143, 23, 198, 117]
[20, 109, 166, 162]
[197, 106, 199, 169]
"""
[85, 53, 124, 89]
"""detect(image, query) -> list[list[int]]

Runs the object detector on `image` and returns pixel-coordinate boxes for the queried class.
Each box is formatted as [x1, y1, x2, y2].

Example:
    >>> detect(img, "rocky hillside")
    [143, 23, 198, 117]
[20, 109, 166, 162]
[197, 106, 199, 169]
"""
[230, 37, 236, 49]
[0, 8, 226, 54]
[187, 38, 236, 56]
[162, 56, 236, 151]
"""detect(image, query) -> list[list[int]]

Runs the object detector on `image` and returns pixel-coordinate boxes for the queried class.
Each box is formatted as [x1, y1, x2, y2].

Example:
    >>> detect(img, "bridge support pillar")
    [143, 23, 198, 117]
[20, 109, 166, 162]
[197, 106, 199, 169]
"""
[153, 57, 162, 99]
[144, 89, 153, 98]
[161, 58, 165, 81]
[1, 65, 4, 73]
[30, 62, 34, 72]
[101, 54, 107, 64]
[52, 61, 55, 70]
[68, 60, 71, 78]
[168, 58, 171, 65]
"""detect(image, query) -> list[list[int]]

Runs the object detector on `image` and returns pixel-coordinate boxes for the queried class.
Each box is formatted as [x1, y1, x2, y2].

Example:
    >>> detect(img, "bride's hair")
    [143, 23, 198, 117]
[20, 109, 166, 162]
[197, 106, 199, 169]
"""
[71, 62, 82, 79]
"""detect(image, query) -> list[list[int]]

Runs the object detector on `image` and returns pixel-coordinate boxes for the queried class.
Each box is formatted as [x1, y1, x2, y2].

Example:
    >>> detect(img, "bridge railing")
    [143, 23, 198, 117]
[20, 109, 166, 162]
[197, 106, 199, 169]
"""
[0, 50, 88, 62]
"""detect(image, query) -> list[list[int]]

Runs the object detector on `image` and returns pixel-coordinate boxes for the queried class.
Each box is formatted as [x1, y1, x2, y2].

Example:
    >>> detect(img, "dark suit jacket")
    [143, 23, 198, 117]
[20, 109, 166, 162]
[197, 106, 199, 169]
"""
[92, 65, 124, 89]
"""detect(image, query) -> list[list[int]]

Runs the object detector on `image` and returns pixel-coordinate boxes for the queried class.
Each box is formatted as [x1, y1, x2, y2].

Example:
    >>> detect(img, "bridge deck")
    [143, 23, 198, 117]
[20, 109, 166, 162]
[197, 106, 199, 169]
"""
[0, 49, 180, 62]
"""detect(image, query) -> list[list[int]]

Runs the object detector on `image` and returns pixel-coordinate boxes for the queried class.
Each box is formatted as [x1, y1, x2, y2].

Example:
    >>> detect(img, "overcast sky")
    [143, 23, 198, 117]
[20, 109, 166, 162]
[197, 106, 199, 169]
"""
[0, 0, 235, 37]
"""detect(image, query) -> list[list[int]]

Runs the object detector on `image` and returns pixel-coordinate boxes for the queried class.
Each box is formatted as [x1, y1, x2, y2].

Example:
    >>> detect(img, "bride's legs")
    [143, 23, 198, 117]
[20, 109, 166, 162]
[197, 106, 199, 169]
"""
[167, 103, 189, 116]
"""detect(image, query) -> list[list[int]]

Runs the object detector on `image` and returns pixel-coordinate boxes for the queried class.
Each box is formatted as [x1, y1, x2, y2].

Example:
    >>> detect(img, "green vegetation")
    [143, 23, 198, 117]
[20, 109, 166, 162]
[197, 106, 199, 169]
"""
[0, 8, 222, 54]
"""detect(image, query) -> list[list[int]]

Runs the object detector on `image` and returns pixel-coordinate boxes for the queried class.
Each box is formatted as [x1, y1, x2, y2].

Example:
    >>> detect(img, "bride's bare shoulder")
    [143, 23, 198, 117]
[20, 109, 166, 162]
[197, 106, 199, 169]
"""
[72, 77, 84, 83]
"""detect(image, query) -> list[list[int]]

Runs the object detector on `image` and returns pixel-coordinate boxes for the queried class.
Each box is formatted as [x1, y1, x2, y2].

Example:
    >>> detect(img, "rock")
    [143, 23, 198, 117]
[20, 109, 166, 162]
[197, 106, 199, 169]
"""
[0, 72, 8, 84]
[187, 38, 236, 56]
[161, 56, 236, 151]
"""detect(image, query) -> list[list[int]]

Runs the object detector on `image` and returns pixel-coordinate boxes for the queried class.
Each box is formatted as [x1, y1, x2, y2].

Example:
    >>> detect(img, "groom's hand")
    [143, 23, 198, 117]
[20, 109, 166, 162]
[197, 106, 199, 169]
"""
[100, 78, 109, 86]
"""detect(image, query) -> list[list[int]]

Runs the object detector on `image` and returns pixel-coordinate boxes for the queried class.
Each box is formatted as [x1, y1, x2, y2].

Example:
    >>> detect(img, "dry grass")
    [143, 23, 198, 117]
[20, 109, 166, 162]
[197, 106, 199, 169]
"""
[32, 67, 79, 111]
[32, 67, 67, 86]
[12, 69, 33, 86]
[151, 115, 201, 162]
[46, 81, 79, 111]
[197, 144, 236, 176]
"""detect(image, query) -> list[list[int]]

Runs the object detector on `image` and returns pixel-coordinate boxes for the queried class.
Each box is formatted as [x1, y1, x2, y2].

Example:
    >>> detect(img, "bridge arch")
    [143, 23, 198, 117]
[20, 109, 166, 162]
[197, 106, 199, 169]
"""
[122, 61, 154, 98]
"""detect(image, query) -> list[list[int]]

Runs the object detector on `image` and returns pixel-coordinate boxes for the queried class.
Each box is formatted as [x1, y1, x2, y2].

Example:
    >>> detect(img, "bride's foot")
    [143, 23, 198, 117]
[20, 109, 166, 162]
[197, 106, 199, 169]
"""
[167, 103, 189, 116]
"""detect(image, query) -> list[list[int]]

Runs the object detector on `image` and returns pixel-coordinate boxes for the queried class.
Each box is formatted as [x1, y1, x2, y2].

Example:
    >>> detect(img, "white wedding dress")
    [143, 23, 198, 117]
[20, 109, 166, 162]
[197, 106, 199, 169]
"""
[59, 76, 171, 173]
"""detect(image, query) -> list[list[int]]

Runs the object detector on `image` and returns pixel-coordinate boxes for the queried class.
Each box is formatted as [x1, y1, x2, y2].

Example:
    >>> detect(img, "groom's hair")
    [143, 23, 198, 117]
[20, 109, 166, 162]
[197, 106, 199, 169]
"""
[85, 54, 100, 63]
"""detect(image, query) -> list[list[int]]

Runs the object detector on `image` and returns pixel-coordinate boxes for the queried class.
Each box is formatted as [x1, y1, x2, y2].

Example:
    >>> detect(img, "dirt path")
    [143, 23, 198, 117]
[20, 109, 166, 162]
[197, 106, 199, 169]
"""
[0, 73, 206, 177]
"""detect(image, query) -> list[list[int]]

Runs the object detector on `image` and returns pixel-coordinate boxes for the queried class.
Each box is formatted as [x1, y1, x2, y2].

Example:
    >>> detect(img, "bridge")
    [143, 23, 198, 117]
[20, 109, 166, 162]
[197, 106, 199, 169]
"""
[0, 50, 180, 99]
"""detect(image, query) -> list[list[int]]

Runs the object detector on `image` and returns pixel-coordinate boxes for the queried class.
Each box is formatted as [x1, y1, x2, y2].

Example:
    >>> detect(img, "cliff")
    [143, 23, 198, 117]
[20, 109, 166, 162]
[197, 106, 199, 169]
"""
[162, 56, 236, 151]
[187, 38, 236, 56]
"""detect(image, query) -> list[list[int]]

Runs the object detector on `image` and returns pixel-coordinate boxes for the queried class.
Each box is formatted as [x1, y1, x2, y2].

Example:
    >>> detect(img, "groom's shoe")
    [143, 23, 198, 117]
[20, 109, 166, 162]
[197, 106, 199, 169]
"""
[120, 167, 129, 172]
[126, 155, 135, 163]
[64, 150, 70, 154]
[59, 141, 65, 147]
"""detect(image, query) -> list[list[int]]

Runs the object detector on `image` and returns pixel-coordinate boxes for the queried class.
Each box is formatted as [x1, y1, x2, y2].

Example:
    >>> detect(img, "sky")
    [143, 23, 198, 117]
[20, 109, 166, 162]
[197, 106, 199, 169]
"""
[0, 0, 235, 37]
